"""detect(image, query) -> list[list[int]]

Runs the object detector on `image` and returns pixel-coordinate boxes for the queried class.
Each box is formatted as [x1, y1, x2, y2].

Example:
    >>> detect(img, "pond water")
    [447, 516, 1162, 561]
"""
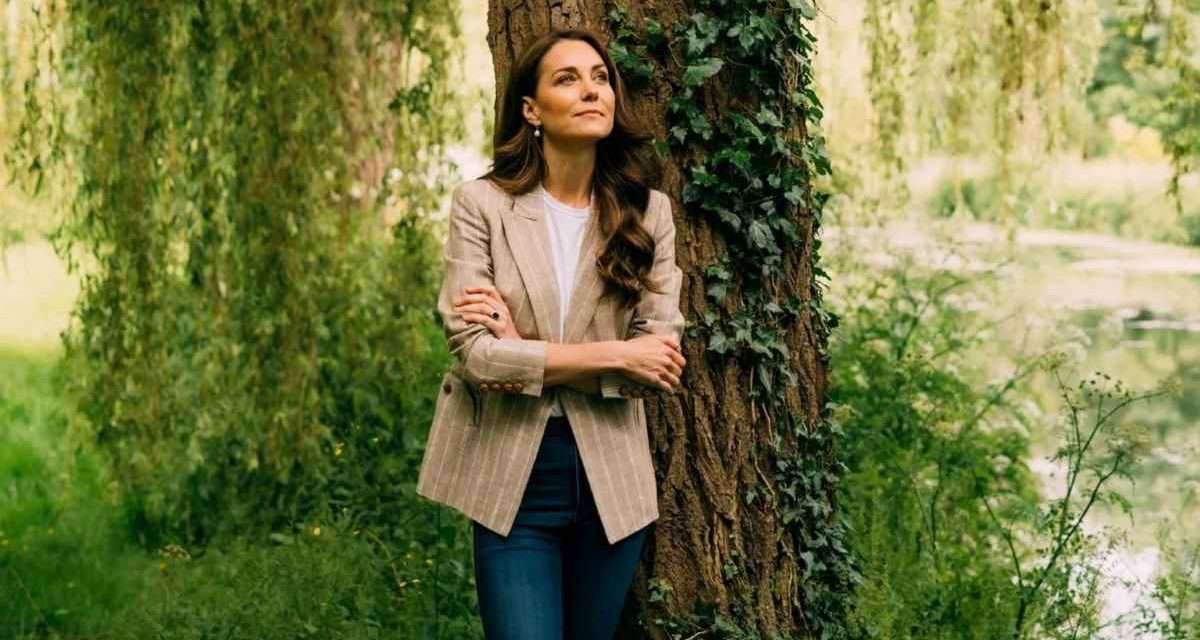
[970, 224, 1198, 636]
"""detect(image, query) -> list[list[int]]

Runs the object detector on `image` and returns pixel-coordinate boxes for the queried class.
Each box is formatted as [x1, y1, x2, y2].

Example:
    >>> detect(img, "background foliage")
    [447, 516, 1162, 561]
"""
[9, 0, 462, 546]
[2, 0, 1199, 638]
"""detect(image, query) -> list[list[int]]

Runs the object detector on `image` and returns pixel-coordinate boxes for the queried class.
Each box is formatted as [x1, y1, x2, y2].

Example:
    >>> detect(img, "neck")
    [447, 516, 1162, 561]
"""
[541, 137, 596, 208]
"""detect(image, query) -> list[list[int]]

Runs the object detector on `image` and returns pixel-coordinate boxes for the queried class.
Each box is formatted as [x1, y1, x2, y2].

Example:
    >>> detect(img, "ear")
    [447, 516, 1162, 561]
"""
[521, 97, 541, 127]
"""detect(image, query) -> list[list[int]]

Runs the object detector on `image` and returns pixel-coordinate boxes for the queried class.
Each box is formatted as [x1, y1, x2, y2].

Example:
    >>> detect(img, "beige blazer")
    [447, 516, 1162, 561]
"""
[415, 177, 685, 545]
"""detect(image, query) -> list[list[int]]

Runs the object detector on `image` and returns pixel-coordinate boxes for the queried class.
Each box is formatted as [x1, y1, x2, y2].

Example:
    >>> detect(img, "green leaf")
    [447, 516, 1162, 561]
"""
[708, 332, 730, 354]
[706, 281, 728, 302]
[683, 57, 725, 87]
[756, 106, 783, 128]
[785, 183, 805, 204]
[749, 219, 773, 248]
[789, 0, 818, 20]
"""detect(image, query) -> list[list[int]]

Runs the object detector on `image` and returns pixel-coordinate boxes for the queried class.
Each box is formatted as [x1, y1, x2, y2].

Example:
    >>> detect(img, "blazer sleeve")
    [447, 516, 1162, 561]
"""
[438, 183, 549, 397]
[598, 190, 687, 399]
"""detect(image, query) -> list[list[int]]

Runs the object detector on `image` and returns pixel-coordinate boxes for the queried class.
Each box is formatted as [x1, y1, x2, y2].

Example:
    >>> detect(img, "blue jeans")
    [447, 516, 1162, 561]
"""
[472, 415, 651, 640]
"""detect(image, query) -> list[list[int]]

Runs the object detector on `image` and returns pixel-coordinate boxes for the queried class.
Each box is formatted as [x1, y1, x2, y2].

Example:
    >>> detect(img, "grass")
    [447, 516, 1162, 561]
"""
[0, 343, 155, 638]
[0, 341, 474, 639]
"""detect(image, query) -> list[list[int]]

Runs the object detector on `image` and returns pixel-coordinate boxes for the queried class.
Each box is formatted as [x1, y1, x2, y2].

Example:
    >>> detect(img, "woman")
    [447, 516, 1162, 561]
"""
[415, 27, 686, 639]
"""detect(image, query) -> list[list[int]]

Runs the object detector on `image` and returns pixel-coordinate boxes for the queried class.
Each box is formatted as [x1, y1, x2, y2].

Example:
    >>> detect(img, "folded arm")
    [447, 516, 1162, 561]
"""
[440, 184, 684, 400]
[438, 185, 550, 397]
[597, 191, 686, 399]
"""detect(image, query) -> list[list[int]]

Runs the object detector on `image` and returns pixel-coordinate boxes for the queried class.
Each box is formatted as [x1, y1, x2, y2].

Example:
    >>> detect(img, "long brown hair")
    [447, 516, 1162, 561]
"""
[483, 28, 664, 308]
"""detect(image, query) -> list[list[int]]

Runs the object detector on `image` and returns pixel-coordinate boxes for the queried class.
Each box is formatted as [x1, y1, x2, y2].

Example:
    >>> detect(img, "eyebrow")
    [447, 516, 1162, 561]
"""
[552, 64, 607, 73]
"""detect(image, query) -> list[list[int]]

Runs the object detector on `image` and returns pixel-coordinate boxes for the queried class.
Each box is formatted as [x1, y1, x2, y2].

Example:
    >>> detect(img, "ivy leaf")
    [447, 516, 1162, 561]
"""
[716, 208, 742, 231]
[729, 112, 764, 143]
[756, 106, 783, 128]
[683, 57, 724, 87]
[749, 219, 773, 248]
[707, 281, 728, 303]
[645, 18, 666, 48]
[686, 13, 722, 56]
[691, 163, 715, 186]
[708, 332, 730, 354]
[775, 218, 800, 242]
[789, 0, 818, 20]
[729, 148, 752, 175]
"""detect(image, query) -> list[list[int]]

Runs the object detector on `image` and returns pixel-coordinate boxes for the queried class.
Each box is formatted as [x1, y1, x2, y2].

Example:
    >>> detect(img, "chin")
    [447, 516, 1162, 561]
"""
[578, 124, 614, 138]
[563, 131, 611, 145]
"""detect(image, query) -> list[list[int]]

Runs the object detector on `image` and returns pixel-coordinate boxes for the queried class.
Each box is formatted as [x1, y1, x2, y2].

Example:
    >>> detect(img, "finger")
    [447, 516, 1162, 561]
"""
[657, 371, 678, 391]
[669, 350, 686, 368]
[460, 311, 501, 336]
[453, 293, 494, 307]
[465, 284, 502, 300]
[458, 302, 500, 318]
[464, 286, 504, 308]
[655, 334, 681, 352]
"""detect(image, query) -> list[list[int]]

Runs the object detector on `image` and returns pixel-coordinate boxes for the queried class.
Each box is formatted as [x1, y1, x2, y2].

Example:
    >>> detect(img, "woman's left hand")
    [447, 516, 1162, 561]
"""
[453, 285, 522, 339]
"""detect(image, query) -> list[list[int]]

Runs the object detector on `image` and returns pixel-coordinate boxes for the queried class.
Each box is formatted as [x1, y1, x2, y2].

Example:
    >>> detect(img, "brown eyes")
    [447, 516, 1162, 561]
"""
[557, 74, 608, 84]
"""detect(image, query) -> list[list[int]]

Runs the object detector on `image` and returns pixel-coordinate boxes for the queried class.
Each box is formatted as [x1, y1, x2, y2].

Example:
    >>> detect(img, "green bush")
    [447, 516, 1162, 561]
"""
[829, 257, 1037, 639]
[9, 1, 467, 547]
[930, 174, 1038, 222]
[827, 248, 1167, 639]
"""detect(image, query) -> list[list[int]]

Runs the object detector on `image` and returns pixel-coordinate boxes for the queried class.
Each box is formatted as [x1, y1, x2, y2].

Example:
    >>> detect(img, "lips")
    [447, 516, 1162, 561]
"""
[575, 110, 604, 117]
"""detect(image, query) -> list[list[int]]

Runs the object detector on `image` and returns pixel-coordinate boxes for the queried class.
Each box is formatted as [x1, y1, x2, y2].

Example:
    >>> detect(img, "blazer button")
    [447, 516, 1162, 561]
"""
[442, 382, 452, 394]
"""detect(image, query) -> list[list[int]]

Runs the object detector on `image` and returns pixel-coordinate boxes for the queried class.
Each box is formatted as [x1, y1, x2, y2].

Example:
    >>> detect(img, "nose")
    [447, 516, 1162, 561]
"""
[581, 77, 600, 99]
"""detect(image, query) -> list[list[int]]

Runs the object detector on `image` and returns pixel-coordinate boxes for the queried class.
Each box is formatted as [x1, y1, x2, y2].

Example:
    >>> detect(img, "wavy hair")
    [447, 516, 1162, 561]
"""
[482, 28, 664, 309]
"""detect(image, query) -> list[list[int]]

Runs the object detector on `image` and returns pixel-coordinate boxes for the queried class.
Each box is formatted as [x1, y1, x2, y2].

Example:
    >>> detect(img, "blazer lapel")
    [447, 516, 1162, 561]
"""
[500, 182, 607, 345]
[501, 186, 562, 342]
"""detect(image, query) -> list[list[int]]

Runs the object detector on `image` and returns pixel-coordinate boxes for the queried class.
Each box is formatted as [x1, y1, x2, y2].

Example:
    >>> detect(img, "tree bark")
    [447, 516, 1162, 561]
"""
[486, 2, 832, 637]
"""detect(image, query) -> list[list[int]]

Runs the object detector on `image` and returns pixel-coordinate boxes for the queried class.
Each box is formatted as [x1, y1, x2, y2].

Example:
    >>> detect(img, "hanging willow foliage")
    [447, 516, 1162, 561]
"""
[7, 0, 466, 544]
[1091, 0, 1200, 210]
[871, 0, 1104, 156]
[857, 0, 1198, 213]
[859, 0, 1104, 208]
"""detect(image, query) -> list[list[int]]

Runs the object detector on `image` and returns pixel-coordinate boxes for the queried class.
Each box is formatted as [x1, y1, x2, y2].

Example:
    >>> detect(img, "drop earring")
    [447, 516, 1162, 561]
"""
[534, 125, 541, 138]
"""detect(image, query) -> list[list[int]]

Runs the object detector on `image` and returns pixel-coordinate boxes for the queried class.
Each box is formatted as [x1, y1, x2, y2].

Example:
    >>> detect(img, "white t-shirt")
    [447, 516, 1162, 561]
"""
[541, 183, 591, 417]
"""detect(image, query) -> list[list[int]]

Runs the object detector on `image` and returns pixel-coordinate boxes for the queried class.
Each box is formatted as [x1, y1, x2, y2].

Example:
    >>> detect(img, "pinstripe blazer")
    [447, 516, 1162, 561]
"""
[415, 177, 685, 545]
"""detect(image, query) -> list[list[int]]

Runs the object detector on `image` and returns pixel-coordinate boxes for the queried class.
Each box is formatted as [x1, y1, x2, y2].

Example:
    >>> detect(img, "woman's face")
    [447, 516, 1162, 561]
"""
[523, 39, 615, 145]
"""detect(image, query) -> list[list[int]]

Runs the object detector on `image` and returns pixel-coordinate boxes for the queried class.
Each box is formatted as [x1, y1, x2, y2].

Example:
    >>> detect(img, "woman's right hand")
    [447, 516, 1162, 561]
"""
[619, 335, 686, 392]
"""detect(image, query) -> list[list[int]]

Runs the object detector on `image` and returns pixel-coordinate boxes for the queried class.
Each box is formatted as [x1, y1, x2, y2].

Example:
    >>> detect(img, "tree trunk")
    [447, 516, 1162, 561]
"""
[486, 2, 839, 638]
